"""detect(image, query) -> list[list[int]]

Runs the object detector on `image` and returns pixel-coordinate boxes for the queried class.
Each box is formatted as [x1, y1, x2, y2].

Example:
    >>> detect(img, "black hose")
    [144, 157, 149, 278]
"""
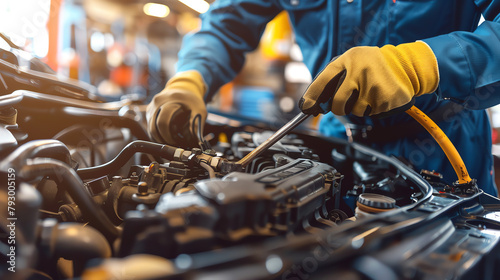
[54, 223, 111, 260]
[77, 140, 179, 180]
[0, 139, 72, 168]
[50, 223, 111, 277]
[20, 158, 120, 240]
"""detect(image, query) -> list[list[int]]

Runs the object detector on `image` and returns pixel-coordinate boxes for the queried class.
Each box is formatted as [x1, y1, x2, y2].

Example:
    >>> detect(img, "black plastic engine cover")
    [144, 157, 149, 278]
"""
[120, 159, 341, 258]
[194, 159, 340, 237]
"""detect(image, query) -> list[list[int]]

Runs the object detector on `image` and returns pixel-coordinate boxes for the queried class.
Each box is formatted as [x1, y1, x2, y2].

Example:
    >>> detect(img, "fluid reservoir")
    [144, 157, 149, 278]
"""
[355, 193, 396, 218]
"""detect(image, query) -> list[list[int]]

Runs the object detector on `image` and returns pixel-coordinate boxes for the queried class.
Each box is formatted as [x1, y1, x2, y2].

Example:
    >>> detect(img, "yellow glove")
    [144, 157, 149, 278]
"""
[146, 70, 207, 147]
[299, 41, 439, 117]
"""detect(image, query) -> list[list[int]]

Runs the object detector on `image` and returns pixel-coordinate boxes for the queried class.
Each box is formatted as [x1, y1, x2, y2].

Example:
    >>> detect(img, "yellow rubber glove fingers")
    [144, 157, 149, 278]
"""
[299, 41, 439, 117]
[334, 46, 416, 116]
[299, 56, 346, 116]
[151, 92, 207, 144]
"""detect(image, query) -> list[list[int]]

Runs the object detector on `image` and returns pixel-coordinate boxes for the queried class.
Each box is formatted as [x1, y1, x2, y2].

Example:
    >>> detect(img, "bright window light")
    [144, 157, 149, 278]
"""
[33, 29, 49, 58]
[104, 33, 114, 49]
[90, 31, 105, 52]
[143, 3, 170, 18]
[178, 0, 210, 14]
[285, 62, 312, 84]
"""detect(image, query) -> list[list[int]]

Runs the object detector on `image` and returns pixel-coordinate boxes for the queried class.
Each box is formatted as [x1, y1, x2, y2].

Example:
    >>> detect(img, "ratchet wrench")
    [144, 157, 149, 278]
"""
[236, 112, 310, 167]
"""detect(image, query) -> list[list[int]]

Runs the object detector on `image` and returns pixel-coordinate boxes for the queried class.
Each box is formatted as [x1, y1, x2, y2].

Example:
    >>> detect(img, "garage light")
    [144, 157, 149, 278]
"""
[178, 0, 210, 14]
[143, 3, 170, 18]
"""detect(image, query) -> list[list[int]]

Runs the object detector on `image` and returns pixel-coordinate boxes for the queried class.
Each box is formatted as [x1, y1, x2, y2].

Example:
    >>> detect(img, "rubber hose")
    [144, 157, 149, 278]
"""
[0, 139, 72, 168]
[54, 223, 111, 260]
[77, 140, 179, 180]
[20, 158, 120, 240]
[406, 106, 472, 184]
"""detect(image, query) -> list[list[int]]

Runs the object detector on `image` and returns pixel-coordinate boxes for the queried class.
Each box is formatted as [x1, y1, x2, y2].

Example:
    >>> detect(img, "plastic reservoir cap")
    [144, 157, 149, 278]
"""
[358, 193, 396, 209]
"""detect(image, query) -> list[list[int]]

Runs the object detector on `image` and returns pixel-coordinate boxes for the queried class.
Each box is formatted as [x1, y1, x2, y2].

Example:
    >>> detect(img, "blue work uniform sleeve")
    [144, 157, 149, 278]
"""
[423, 1, 500, 110]
[176, 0, 281, 101]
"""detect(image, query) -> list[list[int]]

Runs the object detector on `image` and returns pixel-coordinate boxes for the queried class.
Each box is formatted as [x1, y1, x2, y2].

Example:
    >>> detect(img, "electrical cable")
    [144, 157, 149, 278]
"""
[193, 114, 211, 150]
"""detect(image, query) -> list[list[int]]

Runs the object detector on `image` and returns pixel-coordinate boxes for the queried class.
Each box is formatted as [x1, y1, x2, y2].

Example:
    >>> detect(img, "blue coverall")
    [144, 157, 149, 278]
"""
[176, 0, 500, 196]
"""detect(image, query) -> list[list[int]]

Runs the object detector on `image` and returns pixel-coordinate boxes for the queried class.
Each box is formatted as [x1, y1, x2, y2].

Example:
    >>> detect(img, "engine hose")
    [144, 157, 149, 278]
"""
[53, 223, 111, 277]
[199, 161, 216, 179]
[20, 158, 120, 240]
[54, 223, 111, 260]
[0, 139, 73, 168]
[77, 140, 180, 180]
[406, 106, 472, 184]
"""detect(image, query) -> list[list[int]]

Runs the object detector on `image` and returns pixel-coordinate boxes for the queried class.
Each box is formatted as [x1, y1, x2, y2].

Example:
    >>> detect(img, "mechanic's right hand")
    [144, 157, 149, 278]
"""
[146, 70, 207, 147]
[299, 41, 439, 118]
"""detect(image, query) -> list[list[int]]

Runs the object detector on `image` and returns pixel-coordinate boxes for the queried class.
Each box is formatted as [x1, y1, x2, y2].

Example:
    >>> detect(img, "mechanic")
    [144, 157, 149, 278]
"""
[147, 0, 500, 196]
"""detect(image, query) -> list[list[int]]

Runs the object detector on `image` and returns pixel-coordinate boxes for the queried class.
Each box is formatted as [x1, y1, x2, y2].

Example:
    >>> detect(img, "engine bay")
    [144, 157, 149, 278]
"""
[1, 46, 500, 279]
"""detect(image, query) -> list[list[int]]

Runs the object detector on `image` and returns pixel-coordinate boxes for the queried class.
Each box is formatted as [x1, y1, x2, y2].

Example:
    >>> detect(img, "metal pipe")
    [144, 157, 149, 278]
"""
[22, 90, 129, 110]
[0, 91, 23, 108]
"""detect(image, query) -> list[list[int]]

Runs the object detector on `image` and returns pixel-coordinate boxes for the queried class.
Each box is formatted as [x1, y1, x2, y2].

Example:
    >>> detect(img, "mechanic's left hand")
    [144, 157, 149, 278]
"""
[299, 41, 439, 117]
[146, 71, 207, 147]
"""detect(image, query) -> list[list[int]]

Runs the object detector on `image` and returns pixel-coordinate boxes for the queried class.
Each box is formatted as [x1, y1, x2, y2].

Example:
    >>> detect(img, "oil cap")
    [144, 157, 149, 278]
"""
[358, 193, 396, 210]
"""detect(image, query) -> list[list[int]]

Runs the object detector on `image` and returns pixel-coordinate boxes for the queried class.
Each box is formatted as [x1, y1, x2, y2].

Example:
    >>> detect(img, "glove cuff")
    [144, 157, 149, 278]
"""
[166, 70, 207, 100]
[390, 41, 440, 96]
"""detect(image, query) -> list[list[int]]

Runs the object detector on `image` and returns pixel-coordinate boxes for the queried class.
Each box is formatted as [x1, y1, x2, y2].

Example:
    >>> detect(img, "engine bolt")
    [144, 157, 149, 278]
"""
[203, 149, 217, 156]
[137, 182, 149, 196]
[277, 157, 288, 166]
[129, 173, 139, 185]
[191, 148, 202, 155]
[301, 149, 313, 158]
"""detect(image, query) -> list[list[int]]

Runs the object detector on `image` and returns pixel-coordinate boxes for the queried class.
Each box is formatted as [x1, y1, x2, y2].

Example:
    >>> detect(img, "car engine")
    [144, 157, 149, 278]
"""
[1, 46, 500, 280]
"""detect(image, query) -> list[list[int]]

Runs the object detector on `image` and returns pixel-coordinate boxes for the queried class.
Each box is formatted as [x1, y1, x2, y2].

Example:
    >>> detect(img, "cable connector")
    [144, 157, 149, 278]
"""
[452, 179, 479, 196]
